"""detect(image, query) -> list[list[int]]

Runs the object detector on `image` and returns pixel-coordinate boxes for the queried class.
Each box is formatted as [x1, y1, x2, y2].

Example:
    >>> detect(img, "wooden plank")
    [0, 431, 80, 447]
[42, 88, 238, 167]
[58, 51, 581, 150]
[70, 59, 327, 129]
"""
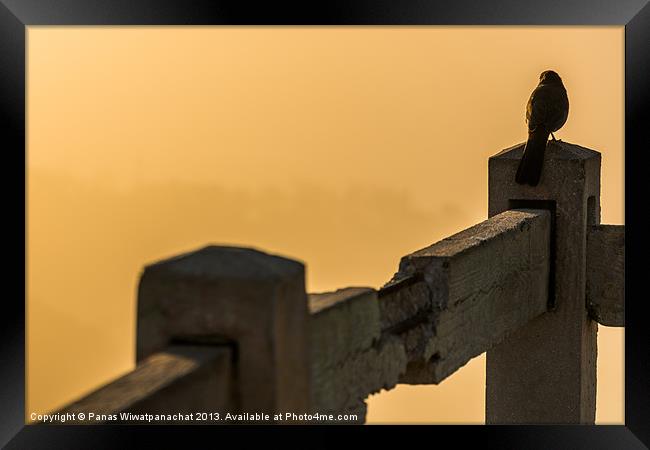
[586, 224, 625, 327]
[309, 287, 380, 369]
[57, 345, 233, 423]
[309, 334, 406, 422]
[380, 208, 551, 384]
[308, 288, 406, 420]
[378, 274, 430, 334]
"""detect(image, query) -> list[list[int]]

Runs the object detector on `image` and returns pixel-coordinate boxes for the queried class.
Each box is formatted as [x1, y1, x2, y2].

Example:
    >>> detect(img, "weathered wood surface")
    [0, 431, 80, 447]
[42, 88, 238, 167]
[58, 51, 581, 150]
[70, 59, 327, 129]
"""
[587, 224, 625, 327]
[58, 345, 233, 423]
[137, 246, 310, 415]
[308, 288, 406, 421]
[379, 208, 551, 384]
[486, 141, 600, 424]
[307, 209, 551, 421]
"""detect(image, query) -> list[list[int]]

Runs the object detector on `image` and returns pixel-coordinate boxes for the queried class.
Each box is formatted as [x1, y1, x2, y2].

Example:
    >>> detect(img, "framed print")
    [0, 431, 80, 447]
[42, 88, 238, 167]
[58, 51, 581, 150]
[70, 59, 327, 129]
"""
[1, 0, 647, 448]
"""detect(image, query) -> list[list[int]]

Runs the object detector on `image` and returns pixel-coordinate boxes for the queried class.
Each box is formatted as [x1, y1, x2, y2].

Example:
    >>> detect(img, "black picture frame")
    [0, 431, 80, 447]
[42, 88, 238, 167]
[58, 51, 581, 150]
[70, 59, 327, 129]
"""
[2, 1, 647, 448]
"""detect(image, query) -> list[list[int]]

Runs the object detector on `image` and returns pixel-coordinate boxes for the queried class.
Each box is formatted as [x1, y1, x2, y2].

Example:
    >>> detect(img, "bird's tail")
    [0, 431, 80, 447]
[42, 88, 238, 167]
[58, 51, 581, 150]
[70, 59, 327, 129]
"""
[515, 128, 549, 186]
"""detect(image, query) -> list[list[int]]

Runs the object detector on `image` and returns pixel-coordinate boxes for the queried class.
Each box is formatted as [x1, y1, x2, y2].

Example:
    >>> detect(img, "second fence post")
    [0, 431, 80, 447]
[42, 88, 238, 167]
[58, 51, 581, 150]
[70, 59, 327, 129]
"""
[486, 141, 601, 424]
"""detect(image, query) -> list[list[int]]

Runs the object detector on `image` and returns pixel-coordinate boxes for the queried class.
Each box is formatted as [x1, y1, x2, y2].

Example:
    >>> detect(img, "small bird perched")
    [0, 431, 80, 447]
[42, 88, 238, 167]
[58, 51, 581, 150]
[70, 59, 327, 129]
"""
[515, 70, 569, 186]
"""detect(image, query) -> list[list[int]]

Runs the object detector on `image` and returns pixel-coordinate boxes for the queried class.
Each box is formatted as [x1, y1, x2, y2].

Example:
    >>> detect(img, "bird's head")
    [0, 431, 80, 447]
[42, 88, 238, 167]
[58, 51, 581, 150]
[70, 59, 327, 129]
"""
[539, 70, 563, 85]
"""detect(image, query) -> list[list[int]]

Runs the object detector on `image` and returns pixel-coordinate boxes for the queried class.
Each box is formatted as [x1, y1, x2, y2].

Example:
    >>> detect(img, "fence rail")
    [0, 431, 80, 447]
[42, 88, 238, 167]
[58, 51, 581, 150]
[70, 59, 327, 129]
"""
[50, 141, 624, 424]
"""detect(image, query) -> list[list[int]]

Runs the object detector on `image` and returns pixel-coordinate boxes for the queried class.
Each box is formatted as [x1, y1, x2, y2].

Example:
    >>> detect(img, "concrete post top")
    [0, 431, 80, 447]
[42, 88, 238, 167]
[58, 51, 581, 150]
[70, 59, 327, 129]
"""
[136, 245, 311, 413]
[490, 140, 601, 162]
[488, 140, 601, 202]
[141, 245, 305, 282]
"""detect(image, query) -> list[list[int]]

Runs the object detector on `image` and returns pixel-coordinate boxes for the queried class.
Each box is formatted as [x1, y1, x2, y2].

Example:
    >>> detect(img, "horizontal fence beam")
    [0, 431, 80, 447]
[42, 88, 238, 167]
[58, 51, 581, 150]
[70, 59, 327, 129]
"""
[55, 345, 233, 424]
[381, 208, 551, 384]
[307, 208, 551, 416]
[586, 224, 625, 327]
[309, 288, 405, 420]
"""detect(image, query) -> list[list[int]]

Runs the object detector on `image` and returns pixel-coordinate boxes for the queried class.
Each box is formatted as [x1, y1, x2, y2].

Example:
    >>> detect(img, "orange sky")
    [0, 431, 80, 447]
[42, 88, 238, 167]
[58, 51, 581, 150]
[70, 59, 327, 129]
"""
[26, 26, 624, 423]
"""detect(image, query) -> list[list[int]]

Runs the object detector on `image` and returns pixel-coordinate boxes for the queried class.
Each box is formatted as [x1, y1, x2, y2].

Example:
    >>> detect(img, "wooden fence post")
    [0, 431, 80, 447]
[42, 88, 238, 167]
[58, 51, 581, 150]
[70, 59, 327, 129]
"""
[486, 141, 601, 423]
[136, 245, 311, 417]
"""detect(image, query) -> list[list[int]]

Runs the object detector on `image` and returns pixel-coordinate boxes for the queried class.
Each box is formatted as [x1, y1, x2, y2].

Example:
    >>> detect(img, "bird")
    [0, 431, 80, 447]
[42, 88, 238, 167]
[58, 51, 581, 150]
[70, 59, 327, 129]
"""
[515, 70, 569, 186]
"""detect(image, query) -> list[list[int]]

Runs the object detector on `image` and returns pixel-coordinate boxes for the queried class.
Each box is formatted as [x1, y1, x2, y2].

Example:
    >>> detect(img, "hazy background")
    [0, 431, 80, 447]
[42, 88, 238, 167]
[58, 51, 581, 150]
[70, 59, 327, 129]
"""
[26, 26, 624, 423]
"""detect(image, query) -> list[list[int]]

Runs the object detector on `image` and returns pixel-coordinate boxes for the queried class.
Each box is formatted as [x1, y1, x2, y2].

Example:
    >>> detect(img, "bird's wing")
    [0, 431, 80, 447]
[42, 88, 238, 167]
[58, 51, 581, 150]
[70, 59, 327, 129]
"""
[526, 87, 548, 131]
[526, 85, 567, 132]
